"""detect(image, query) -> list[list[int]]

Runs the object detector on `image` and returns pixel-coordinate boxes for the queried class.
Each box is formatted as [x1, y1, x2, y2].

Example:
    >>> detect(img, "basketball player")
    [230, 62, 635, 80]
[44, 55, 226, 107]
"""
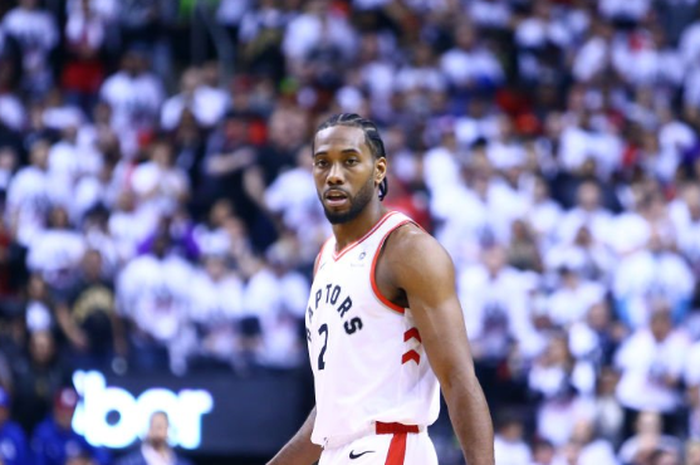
[268, 114, 494, 465]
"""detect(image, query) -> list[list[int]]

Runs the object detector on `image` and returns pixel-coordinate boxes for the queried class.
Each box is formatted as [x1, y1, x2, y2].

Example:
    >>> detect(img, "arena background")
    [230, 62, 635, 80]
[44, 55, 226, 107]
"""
[1, 0, 700, 464]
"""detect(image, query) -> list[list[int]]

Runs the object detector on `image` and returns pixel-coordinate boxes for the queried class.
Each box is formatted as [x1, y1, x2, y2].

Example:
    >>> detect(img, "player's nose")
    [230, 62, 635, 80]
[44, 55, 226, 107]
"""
[327, 162, 345, 185]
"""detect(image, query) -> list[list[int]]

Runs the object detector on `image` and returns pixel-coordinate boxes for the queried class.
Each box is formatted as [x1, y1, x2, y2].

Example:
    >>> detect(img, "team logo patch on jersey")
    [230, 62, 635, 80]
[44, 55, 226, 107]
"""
[351, 251, 367, 267]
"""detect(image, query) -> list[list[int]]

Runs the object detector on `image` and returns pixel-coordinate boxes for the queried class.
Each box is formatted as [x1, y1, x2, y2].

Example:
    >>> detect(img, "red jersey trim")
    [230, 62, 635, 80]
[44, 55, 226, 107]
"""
[384, 432, 408, 465]
[332, 211, 399, 261]
[370, 219, 413, 314]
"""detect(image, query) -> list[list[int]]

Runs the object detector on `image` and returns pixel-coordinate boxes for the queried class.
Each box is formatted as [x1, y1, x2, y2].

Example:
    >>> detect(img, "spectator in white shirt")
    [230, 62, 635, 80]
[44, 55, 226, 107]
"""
[546, 224, 615, 284]
[573, 20, 615, 83]
[264, 145, 327, 260]
[467, 0, 512, 31]
[356, 33, 397, 120]
[160, 67, 229, 131]
[108, 190, 158, 262]
[99, 48, 165, 136]
[242, 240, 309, 368]
[0, 0, 59, 95]
[282, 0, 357, 76]
[615, 309, 690, 420]
[599, 0, 651, 25]
[590, 367, 625, 447]
[569, 301, 626, 370]
[459, 243, 540, 366]
[454, 97, 501, 149]
[494, 413, 532, 465]
[568, 419, 618, 465]
[47, 125, 103, 212]
[0, 86, 26, 133]
[613, 230, 694, 328]
[27, 206, 86, 292]
[525, 176, 563, 250]
[618, 411, 683, 465]
[669, 183, 700, 272]
[546, 266, 606, 327]
[556, 181, 615, 247]
[440, 23, 504, 96]
[116, 232, 194, 374]
[192, 199, 234, 258]
[187, 254, 245, 371]
[686, 341, 700, 439]
[529, 333, 596, 446]
[395, 42, 446, 94]
[5, 139, 57, 246]
[130, 140, 190, 219]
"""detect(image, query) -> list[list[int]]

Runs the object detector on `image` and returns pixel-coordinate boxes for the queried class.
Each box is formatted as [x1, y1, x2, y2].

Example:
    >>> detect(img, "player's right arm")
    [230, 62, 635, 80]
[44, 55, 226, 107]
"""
[266, 406, 322, 465]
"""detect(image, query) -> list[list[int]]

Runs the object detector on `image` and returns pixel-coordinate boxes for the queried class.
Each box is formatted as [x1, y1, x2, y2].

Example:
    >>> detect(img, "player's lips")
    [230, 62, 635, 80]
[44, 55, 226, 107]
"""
[324, 189, 349, 207]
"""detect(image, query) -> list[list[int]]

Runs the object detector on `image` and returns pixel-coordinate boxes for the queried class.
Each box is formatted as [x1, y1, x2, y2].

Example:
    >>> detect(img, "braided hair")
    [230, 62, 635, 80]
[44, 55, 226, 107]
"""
[315, 113, 389, 201]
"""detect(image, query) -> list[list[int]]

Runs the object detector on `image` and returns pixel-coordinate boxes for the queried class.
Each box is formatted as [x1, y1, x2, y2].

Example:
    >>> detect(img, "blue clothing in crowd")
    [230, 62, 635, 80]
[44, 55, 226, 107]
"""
[0, 420, 30, 465]
[31, 417, 111, 465]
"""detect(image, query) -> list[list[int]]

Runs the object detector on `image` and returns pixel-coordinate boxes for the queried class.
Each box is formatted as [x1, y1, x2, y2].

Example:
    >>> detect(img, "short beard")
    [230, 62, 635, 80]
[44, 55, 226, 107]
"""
[322, 177, 375, 225]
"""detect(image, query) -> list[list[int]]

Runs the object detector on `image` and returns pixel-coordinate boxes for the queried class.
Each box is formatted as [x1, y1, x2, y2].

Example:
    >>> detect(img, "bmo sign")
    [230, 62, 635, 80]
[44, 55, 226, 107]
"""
[67, 369, 307, 455]
[72, 371, 213, 449]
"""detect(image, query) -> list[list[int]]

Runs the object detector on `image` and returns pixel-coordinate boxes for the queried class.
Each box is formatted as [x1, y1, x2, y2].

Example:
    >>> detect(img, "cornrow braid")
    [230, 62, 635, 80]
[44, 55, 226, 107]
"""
[315, 113, 389, 201]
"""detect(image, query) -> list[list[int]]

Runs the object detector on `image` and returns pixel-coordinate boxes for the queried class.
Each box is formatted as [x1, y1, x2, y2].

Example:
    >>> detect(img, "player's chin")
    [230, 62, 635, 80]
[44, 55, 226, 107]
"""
[324, 207, 355, 225]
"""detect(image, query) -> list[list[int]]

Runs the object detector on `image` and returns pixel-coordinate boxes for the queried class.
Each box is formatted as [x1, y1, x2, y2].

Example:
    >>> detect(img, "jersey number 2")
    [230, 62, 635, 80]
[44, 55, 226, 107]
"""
[318, 324, 329, 370]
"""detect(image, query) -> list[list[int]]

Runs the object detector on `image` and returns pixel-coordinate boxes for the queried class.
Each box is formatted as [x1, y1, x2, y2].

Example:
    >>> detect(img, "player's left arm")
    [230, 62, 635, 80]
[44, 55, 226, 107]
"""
[382, 226, 495, 465]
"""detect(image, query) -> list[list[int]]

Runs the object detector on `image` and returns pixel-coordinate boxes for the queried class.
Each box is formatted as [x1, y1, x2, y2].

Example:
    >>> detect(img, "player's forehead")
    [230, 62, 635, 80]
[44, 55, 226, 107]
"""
[313, 125, 369, 156]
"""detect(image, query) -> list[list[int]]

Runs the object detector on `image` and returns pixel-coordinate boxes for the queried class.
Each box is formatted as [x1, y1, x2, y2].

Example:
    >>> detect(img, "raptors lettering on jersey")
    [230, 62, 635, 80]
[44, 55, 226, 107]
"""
[307, 212, 440, 446]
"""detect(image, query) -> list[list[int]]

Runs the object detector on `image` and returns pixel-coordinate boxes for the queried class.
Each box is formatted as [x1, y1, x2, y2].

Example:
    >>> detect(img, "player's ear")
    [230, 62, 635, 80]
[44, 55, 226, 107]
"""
[374, 157, 387, 187]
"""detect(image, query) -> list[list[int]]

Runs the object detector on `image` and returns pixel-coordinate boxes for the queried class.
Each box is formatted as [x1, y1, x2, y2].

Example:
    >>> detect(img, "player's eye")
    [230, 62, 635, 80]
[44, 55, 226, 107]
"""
[314, 159, 328, 168]
[346, 158, 359, 166]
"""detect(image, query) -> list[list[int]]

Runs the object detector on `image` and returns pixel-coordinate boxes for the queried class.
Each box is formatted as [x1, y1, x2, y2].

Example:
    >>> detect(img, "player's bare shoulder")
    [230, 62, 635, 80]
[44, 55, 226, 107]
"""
[382, 222, 456, 287]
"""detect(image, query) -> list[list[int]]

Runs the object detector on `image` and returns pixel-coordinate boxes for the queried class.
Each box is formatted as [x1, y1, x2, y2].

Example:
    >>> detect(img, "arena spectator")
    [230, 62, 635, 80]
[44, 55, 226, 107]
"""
[26, 206, 86, 293]
[116, 411, 190, 465]
[116, 232, 194, 373]
[615, 309, 690, 429]
[31, 387, 110, 465]
[99, 48, 164, 139]
[618, 411, 683, 465]
[54, 249, 125, 368]
[241, 239, 309, 368]
[493, 413, 531, 465]
[686, 340, 700, 439]
[0, 387, 29, 465]
[187, 253, 244, 371]
[569, 419, 618, 465]
[160, 67, 229, 132]
[0, 0, 58, 95]
[687, 441, 700, 465]
[11, 331, 71, 435]
[529, 333, 596, 446]
[613, 232, 694, 328]
[5, 139, 56, 246]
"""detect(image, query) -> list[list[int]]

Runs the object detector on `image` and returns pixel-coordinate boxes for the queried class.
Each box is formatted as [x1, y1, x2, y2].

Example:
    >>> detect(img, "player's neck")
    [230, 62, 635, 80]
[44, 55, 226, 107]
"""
[332, 202, 388, 252]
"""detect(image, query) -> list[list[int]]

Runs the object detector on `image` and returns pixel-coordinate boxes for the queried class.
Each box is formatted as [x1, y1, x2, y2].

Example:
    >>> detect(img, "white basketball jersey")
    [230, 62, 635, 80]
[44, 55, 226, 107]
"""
[306, 211, 440, 446]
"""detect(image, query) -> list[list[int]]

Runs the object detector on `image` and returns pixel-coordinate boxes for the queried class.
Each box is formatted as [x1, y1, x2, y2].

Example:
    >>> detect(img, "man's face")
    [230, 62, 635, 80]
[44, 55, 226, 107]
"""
[147, 413, 169, 448]
[312, 126, 385, 225]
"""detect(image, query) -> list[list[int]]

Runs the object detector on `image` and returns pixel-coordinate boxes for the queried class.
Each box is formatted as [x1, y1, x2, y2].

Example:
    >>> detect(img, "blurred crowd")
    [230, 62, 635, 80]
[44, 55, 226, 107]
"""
[1, 0, 700, 464]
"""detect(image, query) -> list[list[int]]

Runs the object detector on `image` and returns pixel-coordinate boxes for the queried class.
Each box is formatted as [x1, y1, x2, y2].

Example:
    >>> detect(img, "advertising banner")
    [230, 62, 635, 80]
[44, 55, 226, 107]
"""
[71, 369, 310, 456]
